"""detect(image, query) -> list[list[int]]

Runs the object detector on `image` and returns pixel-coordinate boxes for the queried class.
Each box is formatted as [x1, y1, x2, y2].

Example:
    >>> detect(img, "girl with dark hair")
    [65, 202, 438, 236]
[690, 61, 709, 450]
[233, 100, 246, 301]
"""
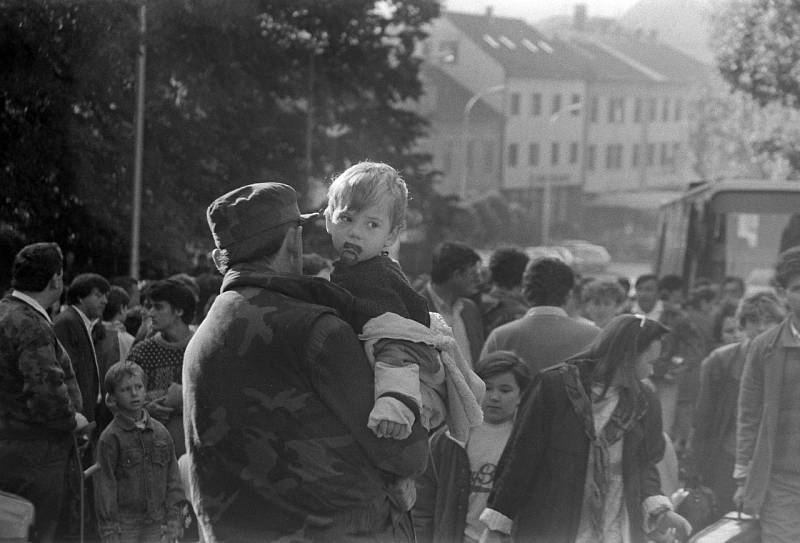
[414, 351, 531, 543]
[480, 315, 692, 543]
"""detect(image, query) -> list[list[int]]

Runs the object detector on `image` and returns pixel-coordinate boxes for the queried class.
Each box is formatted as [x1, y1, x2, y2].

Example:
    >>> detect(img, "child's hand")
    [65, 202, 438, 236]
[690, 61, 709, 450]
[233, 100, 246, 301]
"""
[146, 399, 174, 424]
[375, 419, 411, 440]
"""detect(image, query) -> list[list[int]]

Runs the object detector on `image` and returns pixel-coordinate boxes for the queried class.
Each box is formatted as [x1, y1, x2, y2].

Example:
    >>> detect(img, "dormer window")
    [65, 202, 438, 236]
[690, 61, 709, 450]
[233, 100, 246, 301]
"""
[499, 36, 516, 49]
[483, 34, 500, 49]
[537, 40, 554, 54]
[522, 39, 539, 53]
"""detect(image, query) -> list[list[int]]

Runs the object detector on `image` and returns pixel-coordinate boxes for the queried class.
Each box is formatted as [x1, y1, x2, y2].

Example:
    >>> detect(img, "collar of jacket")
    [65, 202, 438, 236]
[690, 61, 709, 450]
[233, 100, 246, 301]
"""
[114, 409, 154, 432]
[221, 263, 358, 323]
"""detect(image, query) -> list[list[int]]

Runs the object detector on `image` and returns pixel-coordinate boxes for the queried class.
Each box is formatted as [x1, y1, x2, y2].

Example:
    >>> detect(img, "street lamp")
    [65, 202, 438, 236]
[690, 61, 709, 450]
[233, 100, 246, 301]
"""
[460, 84, 505, 199]
[541, 99, 582, 245]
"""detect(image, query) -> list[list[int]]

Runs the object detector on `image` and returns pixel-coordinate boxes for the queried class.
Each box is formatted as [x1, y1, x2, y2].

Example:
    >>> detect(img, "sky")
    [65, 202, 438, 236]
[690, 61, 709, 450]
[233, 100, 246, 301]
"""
[440, 0, 641, 23]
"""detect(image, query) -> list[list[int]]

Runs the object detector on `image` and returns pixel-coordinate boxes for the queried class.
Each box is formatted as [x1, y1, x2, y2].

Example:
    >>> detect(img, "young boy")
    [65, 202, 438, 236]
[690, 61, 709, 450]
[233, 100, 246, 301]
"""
[94, 361, 184, 543]
[325, 162, 484, 443]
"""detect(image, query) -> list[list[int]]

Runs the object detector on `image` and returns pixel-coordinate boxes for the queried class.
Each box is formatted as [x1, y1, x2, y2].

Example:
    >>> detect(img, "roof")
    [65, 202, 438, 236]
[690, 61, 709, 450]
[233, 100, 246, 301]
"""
[444, 11, 590, 79]
[420, 65, 502, 122]
[569, 35, 711, 84]
[661, 179, 800, 213]
[587, 190, 683, 210]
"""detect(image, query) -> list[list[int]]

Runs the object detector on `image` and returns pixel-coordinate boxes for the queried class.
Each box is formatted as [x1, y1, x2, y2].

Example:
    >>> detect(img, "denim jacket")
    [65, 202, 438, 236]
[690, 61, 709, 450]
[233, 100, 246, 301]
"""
[93, 409, 184, 537]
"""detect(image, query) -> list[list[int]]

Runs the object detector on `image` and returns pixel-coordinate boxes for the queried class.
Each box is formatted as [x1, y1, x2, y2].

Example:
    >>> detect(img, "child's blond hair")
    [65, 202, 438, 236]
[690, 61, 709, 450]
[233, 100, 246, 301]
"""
[325, 162, 408, 231]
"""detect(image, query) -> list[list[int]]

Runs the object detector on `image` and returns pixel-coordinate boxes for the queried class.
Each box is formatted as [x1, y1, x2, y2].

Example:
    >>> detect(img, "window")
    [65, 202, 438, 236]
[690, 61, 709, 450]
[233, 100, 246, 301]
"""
[672, 142, 681, 170]
[483, 141, 494, 174]
[551, 142, 560, 165]
[632, 143, 640, 167]
[590, 96, 598, 123]
[587, 145, 596, 170]
[662, 98, 670, 122]
[634, 98, 642, 123]
[571, 94, 581, 116]
[660, 142, 669, 165]
[675, 98, 683, 121]
[528, 143, 540, 166]
[531, 92, 541, 116]
[646, 143, 655, 166]
[649, 98, 657, 122]
[569, 142, 579, 164]
[607, 97, 625, 123]
[510, 92, 520, 115]
[551, 94, 561, 115]
[605, 144, 623, 169]
[438, 40, 459, 64]
[508, 143, 519, 167]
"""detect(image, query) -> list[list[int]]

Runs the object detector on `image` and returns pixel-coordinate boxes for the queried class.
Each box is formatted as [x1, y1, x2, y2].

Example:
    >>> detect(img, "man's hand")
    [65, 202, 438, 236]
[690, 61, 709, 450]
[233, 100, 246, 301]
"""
[146, 400, 174, 424]
[652, 510, 693, 542]
[74, 412, 90, 433]
[374, 419, 411, 440]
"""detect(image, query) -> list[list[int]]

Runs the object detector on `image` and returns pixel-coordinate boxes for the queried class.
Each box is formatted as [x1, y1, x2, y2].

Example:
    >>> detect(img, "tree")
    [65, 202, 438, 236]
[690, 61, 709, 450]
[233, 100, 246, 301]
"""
[1, 0, 440, 277]
[711, 0, 800, 178]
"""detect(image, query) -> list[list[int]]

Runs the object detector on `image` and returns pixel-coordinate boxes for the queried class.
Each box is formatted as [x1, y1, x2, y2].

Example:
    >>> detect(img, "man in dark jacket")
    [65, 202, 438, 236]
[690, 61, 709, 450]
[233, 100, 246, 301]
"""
[54, 273, 109, 423]
[183, 182, 429, 542]
[0, 242, 87, 542]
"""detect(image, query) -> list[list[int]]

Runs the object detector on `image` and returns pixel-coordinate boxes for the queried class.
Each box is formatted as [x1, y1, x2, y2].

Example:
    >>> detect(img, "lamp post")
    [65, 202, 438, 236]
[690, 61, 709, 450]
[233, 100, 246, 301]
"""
[129, 0, 146, 279]
[460, 84, 505, 199]
[542, 98, 583, 245]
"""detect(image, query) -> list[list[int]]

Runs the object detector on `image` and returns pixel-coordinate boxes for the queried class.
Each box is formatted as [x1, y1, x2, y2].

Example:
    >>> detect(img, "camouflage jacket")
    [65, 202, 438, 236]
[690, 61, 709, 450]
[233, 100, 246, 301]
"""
[0, 295, 80, 438]
[183, 264, 429, 542]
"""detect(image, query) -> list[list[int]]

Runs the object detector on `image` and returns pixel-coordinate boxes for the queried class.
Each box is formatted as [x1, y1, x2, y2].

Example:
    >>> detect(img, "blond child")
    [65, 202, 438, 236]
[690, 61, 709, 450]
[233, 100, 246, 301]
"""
[94, 361, 184, 543]
[325, 162, 484, 444]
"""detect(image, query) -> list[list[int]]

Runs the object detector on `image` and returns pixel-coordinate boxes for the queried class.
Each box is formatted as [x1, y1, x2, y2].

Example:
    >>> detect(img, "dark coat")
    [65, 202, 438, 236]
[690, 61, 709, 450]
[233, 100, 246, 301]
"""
[487, 363, 665, 543]
[418, 284, 485, 364]
[54, 306, 101, 422]
[412, 429, 471, 543]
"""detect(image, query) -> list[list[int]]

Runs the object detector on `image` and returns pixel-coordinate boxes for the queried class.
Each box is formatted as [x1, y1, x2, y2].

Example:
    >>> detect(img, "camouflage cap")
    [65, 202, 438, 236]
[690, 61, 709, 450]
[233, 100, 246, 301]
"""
[206, 183, 317, 261]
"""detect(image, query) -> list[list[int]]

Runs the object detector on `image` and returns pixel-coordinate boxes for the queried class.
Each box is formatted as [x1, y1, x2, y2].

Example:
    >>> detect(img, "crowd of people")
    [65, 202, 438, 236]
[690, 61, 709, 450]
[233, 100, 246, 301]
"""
[2, 160, 800, 543]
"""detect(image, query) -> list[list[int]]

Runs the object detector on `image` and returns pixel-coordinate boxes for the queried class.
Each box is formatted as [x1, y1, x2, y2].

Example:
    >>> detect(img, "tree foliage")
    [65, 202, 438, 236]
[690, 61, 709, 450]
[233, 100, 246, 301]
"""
[709, 0, 800, 178]
[713, 0, 800, 109]
[1, 0, 440, 278]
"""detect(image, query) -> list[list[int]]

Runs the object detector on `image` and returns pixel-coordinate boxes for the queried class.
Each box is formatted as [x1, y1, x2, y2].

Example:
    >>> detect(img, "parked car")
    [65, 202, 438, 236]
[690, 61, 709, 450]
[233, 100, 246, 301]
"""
[559, 240, 611, 273]
[524, 245, 576, 267]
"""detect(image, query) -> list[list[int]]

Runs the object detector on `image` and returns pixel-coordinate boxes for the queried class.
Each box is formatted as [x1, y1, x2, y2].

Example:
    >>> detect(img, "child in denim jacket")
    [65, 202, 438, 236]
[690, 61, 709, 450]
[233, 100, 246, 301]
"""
[94, 361, 184, 543]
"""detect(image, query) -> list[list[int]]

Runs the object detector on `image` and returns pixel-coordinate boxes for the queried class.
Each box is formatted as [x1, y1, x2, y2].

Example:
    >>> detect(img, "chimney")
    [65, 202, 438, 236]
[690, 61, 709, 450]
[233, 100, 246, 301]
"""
[574, 4, 587, 32]
[485, 6, 493, 18]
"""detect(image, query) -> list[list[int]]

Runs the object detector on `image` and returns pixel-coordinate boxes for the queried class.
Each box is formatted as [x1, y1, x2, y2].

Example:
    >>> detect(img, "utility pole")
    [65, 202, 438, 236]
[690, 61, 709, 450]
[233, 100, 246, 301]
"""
[129, 0, 146, 279]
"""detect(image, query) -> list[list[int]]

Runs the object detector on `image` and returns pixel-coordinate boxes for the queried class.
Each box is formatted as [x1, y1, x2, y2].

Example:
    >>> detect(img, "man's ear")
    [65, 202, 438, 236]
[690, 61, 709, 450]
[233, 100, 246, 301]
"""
[273, 225, 303, 275]
[211, 248, 225, 273]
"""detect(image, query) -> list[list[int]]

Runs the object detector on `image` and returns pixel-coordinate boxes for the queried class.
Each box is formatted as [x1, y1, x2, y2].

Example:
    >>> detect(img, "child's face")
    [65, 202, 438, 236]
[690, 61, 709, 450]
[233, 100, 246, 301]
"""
[325, 195, 399, 265]
[481, 371, 521, 425]
[112, 375, 146, 418]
